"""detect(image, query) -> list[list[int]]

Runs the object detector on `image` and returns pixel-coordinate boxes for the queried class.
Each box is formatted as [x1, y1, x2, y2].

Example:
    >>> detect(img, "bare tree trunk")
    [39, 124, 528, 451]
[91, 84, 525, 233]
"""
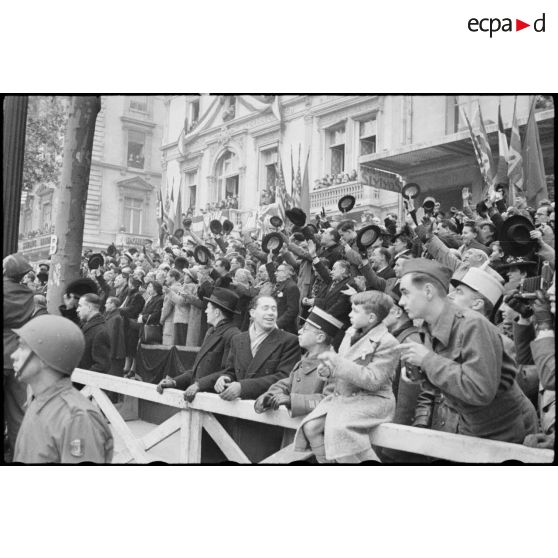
[47, 96, 101, 314]
[3, 96, 28, 257]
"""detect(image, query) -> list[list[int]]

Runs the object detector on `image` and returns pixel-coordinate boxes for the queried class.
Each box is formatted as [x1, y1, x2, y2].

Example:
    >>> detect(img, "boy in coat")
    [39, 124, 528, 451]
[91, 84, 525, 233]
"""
[294, 291, 399, 463]
[254, 307, 344, 446]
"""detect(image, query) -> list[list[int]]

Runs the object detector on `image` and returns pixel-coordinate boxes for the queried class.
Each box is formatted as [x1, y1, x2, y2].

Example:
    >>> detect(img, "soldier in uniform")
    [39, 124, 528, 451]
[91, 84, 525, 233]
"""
[397, 259, 538, 445]
[10, 315, 114, 463]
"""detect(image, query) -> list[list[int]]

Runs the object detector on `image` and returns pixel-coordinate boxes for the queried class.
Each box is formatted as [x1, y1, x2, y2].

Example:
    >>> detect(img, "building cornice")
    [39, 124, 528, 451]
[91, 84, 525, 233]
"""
[120, 115, 156, 129]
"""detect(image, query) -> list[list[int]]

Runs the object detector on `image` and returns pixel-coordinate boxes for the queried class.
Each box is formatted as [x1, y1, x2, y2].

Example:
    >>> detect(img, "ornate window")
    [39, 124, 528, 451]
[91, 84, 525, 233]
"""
[327, 124, 346, 176]
[127, 130, 145, 169]
[129, 96, 148, 113]
[186, 171, 198, 210]
[124, 196, 143, 234]
[359, 118, 377, 156]
[215, 150, 239, 204]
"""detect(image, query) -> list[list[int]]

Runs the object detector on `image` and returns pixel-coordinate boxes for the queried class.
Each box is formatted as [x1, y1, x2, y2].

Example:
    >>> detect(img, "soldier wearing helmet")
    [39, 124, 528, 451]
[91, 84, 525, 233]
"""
[10, 315, 113, 463]
[3, 252, 35, 457]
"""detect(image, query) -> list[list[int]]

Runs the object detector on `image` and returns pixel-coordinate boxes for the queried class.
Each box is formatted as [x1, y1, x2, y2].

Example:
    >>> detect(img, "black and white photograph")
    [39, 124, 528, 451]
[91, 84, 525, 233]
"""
[3, 94, 555, 465]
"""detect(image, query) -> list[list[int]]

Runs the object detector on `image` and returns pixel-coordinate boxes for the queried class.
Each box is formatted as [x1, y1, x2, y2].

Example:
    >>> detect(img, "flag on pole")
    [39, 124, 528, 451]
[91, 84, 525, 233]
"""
[494, 101, 509, 185]
[523, 97, 548, 207]
[508, 96, 524, 202]
[461, 107, 492, 190]
[473, 103, 496, 195]
[164, 179, 175, 235]
[271, 95, 281, 122]
[292, 144, 302, 207]
[290, 145, 295, 194]
[300, 148, 310, 214]
[174, 175, 183, 233]
[275, 157, 293, 220]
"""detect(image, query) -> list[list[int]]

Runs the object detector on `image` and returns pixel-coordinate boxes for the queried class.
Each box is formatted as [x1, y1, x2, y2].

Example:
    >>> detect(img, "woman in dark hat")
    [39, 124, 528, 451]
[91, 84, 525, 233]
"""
[119, 276, 146, 375]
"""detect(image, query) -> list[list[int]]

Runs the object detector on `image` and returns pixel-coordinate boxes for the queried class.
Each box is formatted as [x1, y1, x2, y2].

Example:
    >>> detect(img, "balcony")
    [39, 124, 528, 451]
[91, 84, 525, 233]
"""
[310, 181, 380, 215]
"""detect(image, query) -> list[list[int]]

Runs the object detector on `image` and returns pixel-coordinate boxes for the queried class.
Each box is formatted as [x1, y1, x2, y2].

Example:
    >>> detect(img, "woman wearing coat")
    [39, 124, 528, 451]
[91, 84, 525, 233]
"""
[138, 280, 164, 344]
[294, 290, 399, 463]
[119, 277, 146, 374]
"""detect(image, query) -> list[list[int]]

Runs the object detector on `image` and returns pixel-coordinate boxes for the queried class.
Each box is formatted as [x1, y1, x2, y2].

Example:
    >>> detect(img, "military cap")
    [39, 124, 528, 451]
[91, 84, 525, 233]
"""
[401, 258, 453, 294]
[451, 267, 504, 307]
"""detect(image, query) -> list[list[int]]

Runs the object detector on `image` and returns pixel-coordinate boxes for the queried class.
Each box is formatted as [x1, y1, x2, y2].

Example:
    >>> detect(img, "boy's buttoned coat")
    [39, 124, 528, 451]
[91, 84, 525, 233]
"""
[295, 323, 398, 460]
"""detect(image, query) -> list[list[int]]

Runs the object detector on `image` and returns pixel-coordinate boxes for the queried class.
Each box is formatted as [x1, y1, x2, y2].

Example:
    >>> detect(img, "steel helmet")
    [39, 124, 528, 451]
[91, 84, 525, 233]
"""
[3, 253, 33, 279]
[12, 315, 86, 375]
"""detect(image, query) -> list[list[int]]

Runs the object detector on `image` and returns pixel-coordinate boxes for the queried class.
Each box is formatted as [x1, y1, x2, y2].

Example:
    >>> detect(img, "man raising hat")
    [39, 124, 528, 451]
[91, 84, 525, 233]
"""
[397, 258, 538, 445]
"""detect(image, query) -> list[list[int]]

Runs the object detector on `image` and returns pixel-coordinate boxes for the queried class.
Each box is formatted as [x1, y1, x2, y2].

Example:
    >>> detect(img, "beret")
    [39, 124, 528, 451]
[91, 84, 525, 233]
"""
[401, 258, 453, 294]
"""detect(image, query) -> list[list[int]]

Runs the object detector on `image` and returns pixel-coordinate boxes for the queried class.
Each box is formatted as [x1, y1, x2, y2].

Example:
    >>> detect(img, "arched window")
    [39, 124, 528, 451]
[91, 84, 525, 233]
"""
[214, 150, 239, 205]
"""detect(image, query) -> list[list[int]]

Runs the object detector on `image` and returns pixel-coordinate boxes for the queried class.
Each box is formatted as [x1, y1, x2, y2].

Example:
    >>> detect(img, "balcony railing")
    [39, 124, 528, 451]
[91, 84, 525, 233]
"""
[310, 181, 380, 214]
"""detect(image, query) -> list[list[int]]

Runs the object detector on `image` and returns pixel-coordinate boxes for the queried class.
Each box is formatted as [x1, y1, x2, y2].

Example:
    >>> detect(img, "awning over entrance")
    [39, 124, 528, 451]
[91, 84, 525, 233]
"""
[359, 110, 554, 177]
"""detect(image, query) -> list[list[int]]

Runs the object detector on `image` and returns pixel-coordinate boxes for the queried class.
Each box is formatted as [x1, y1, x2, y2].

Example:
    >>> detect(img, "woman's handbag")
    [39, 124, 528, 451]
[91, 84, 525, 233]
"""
[142, 315, 162, 345]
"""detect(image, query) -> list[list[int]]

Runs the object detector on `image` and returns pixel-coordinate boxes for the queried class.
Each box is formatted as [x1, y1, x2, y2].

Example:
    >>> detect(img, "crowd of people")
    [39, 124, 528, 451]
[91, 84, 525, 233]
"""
[3, 184, 555, 463]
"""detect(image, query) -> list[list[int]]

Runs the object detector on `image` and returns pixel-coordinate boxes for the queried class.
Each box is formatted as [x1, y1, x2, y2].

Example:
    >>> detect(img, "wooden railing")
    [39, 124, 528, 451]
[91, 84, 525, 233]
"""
[72, 368, 555, 464]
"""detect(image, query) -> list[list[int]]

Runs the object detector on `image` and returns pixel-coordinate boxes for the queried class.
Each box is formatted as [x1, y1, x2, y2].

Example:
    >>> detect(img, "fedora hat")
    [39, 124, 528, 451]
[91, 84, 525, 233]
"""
[182, 217, 193, 229]
[193, 245, 213, 265]
[204, 287, 240, 314]
[300, 306, 344, 338]
[269, 215, 283, 229]
[210, 219, 223, 235]
[500, 256, 538, 270]
[262, 232, 284, 254]
[356, 224, 382, 252]
[338, 195, 356, 214]
[498, 215, 537, 258]
[65, 278, 99, 297]
[285, 207, 307, 227]
[401, 182, 421, 200]
[88, 253, 105, 270]
[222, 219, 234, 235]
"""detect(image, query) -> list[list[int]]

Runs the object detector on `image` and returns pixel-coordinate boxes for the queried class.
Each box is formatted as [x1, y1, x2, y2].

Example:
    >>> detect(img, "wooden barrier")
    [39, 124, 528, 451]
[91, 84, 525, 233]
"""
[72, 368, 555, 465]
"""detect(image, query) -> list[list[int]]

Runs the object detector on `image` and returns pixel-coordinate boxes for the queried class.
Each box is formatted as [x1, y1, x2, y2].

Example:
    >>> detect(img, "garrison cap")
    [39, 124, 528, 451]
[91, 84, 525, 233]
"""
[401, 258, 452, 294]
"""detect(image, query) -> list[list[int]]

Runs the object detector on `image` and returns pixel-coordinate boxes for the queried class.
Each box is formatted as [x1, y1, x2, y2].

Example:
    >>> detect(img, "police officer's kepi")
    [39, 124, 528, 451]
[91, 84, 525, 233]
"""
[300, 307, 344, 338]
[338, 195, 356, 214]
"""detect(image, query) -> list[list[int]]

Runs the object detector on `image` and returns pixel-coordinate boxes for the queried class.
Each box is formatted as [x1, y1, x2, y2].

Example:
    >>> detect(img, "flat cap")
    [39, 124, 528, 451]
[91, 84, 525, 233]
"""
[401, 258, 453, 294]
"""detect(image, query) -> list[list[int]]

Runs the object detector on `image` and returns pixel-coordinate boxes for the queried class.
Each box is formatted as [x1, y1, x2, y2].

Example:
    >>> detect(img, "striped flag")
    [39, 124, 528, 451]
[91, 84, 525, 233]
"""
[494, 101, 509, 185]
[301, 148, 310, 214]
[292, 144, 302, 207]
[275, 157, 293, 220]
[508, 96, 524, 203]
[461, 107, 492, 189]
[523, 97, 548, 208]
[473, 103, 496, 195]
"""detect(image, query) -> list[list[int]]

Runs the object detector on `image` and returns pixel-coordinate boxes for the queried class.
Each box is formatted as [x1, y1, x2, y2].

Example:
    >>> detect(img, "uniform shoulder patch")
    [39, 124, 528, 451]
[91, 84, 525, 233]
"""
[69, 438, 84, 457]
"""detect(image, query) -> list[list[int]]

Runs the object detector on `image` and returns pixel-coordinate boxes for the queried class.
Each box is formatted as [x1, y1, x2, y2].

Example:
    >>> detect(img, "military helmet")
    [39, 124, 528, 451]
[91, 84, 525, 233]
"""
[12, 315, 86, 375]
[3, 253, 33, 279]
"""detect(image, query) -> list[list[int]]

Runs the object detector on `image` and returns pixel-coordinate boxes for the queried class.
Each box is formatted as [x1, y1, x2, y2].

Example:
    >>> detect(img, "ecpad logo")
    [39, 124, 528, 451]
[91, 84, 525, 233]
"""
[468, 13, 546, 37]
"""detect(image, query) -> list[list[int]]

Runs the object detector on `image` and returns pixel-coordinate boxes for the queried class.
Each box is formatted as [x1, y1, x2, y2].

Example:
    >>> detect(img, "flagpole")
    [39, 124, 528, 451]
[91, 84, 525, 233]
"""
[509, 96, 517, 207]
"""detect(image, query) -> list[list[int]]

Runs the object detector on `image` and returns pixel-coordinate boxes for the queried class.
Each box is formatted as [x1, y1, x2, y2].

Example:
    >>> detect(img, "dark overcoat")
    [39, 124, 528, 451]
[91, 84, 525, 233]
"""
[79, 314, 111, 373]
[197, 328, 301, 462]
[173, 320, 241, 390]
